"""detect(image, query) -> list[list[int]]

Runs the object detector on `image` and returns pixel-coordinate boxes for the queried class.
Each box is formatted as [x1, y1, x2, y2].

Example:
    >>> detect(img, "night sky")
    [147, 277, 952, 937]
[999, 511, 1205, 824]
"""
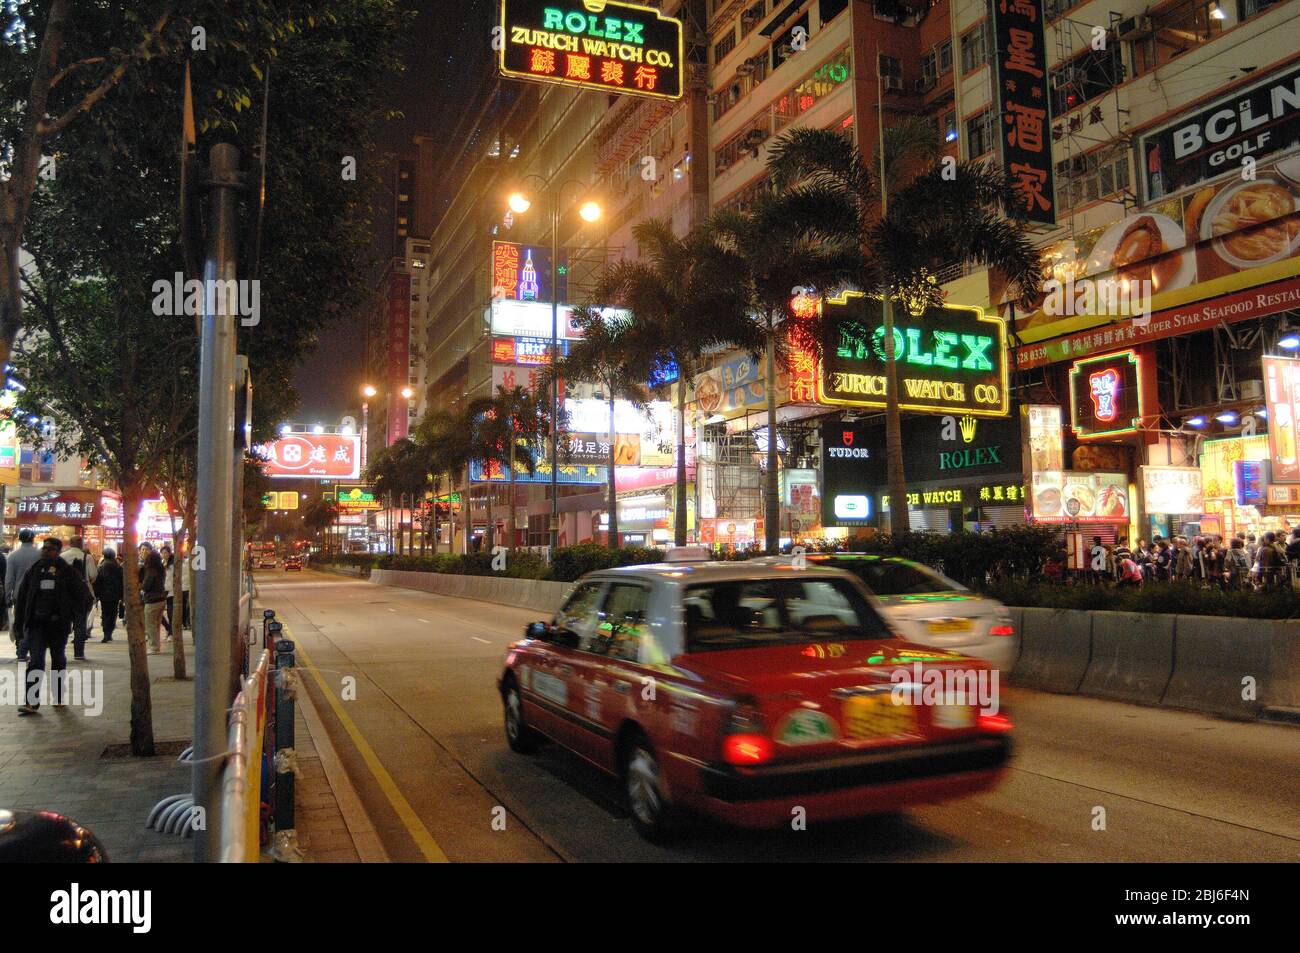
[291, 0, 495, 424]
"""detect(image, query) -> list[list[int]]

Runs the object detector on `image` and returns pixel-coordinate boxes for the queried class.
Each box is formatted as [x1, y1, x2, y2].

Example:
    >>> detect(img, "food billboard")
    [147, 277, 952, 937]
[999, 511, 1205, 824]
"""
[1030, 470, 1128, 523]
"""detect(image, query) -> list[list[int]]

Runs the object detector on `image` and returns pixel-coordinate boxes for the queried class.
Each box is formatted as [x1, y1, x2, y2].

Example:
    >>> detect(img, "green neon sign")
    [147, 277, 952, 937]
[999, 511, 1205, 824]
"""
[543, 6, 647, 44]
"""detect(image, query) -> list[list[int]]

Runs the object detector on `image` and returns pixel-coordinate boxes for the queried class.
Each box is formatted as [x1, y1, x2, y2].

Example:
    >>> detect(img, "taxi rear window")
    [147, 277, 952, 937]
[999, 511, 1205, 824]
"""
[832, 561, 957, 595]
[683, 577, 893, 652]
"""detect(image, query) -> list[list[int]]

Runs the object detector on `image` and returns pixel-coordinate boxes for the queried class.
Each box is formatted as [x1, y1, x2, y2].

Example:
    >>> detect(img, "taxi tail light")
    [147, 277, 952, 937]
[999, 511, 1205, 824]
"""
[978, 711, 1013, 732]
[989, 624, 1015, 636]
[722, 698, 773, 766]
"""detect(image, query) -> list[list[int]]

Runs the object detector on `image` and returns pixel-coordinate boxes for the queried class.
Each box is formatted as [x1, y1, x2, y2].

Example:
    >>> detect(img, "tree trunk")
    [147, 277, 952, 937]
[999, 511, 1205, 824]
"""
[462, 480, 472, 555]
[121, 479, 155, 756]
[882, 296, 909, 536]
[508, 433, 518, 551]
[486, 484, 494, 554]
[607, 394, 619, 549]
[675, 376, 688, 546]
[764, 331, 780, 553]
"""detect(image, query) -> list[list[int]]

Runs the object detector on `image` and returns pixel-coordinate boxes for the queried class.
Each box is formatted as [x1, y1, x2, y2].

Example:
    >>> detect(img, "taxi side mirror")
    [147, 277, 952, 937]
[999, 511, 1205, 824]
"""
[525, 621, 550, 641]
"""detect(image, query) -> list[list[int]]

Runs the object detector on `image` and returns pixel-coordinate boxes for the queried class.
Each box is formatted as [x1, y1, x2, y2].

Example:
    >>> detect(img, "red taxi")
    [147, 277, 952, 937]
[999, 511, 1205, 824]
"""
[499, 557, 1012, 840]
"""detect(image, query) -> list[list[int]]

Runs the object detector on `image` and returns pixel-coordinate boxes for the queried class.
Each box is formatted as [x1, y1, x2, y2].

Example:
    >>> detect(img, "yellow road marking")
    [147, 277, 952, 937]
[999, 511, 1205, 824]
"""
[291, 631, 449, 863]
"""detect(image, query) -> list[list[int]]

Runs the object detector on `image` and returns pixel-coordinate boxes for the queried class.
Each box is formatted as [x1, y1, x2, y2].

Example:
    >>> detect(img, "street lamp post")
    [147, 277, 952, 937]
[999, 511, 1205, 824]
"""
[360, 384, 377, 472]
[507, 179, 600, 553]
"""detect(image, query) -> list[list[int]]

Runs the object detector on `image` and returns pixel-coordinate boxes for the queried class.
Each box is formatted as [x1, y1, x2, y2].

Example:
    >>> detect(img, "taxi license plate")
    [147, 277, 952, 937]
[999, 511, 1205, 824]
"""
[932, 705, 975, 730]
[926, 618, 973, 634]
[842, 694, 915, 740]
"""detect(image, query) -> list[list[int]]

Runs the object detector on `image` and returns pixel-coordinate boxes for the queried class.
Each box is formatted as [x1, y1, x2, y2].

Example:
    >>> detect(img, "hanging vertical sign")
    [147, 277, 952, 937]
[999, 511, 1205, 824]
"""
[499, 0, 684, 100]
[991, 0, 1055, 226]
[387, 272, 411, 444]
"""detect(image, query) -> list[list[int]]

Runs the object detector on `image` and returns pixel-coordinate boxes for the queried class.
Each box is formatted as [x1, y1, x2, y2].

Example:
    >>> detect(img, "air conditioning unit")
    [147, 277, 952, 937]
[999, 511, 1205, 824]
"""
[883, 75, 905, 92]
[915, 76, 937, 93]
[736, 59, 755, 76]
[1114, 15, 1153, 40]
[1240, 380, 1264, 400]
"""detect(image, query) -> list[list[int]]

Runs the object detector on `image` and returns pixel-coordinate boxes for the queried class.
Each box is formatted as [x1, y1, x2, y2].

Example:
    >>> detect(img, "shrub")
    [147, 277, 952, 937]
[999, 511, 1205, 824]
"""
[549, 543, 665, 581]
[838, 525, 1060, 586]
[983, 578, 1300, 619]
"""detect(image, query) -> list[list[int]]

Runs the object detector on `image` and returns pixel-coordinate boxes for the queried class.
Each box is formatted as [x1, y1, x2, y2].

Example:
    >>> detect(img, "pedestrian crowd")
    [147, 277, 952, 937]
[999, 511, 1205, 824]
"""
[1043, 530, 1300, 590]
[3, 529, 193, 715]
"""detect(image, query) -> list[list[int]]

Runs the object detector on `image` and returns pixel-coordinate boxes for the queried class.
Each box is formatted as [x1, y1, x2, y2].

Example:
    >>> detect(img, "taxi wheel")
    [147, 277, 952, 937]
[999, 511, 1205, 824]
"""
[503, 682, 540, 754]
[624, 736, 677, 843]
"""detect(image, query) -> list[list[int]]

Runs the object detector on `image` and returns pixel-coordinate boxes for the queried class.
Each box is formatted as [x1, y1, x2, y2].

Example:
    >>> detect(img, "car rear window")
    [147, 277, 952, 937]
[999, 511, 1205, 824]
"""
[835, 561, 958, 595]
[683, 577, 893, 652]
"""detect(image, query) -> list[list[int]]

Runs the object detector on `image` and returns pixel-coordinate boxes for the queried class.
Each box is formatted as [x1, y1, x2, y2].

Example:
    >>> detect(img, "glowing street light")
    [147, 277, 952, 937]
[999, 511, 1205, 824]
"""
[401, 386, 414, 400]
[578, 200, 602, 223]
[508, 192, 532, 214]
[362, 384, 378, 398]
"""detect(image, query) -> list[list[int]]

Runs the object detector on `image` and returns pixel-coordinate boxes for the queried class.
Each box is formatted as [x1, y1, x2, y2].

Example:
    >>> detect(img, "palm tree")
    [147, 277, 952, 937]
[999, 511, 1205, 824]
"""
[477, 384, 549, 550]
[414, 407, 475, 554]
[548, 306, 657, 549]
[364, 437, 434, 554]
[767, 119, 1042, 535]
[594, 219, 755, 545]
[704, 187, 862, 552]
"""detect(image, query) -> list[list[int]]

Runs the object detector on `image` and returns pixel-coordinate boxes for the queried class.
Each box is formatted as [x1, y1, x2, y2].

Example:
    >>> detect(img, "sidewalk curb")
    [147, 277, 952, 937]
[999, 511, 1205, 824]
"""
[296, 673, 390, 862]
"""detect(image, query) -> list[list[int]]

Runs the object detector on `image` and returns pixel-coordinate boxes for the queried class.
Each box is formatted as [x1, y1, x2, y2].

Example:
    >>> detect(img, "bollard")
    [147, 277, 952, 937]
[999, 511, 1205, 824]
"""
[274, 637, 296, 836]
[262, 608, 276, 651]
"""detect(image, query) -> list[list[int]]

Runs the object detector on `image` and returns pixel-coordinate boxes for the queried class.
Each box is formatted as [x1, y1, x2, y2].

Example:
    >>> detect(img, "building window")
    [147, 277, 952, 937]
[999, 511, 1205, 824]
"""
[740, 1, 767, 37]
[1239, 0, 1282, 16]
[714, 27, 737, 64]
[1132, 0, 1230, 77]
[819, 0, 850, 24]
[772, 46, 852, 131]
[1055, 147, 1131, 212]
[960, 22, 988, 74]
[1051, 42, 1122, 114]
[20, 447, 55, 483]
[715, 113, 771, 177]
[922, 39, 953, 85]
[1044, 0, 1075, 19]
[966, 109, 995, 157]
[771, 13, 809, 72]
[941, 109, 958, 144]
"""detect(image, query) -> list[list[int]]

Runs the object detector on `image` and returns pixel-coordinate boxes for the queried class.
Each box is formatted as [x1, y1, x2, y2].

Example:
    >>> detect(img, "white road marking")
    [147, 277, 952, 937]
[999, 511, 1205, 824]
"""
[387, 608, 396, 612]
[471, 637, 490, 644]
[418, 619, 431, 623]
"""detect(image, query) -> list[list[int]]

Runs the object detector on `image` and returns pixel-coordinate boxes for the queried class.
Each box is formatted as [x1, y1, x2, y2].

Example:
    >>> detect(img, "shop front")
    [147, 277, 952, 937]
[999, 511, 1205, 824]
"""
[820, 412, 1027, 535]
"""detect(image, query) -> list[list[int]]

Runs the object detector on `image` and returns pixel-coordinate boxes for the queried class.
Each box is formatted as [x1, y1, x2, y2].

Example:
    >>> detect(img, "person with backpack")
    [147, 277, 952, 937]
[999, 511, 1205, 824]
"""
[60, 535, 98, 660]
[1225, 537, 1250, 589]
[14, 538, 82, 715]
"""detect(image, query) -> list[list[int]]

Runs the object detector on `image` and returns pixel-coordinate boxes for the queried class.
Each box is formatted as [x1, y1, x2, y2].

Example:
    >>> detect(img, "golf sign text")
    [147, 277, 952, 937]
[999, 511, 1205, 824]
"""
[817, 292, 1009, 416]
[501, 0, 683, 100]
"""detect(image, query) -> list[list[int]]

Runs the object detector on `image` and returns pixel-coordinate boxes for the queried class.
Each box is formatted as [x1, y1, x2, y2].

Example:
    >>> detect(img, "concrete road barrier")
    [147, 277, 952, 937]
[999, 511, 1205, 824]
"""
[1161, 615, 1274, 720]
[1009, 608, 1091, 693]
[369, 568, 571, 614]
[1080, 612, 1175, 706]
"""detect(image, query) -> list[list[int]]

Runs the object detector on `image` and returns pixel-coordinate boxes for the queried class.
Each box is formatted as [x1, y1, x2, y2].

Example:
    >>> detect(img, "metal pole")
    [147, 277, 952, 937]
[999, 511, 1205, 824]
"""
[549, 188, 560, 552]
[361, 401, 369, 471]
[231, 357, 249, 690]
[193, 142, 241, 863]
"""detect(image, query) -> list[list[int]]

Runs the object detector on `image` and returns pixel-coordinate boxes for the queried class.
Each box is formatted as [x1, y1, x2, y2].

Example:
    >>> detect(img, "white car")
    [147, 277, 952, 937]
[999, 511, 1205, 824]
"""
[753, 554, 1017, 671]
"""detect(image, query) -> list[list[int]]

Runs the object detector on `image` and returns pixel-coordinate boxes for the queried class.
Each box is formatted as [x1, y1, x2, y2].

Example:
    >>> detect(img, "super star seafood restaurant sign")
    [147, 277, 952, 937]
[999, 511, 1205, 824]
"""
[500, 0, 684, 100]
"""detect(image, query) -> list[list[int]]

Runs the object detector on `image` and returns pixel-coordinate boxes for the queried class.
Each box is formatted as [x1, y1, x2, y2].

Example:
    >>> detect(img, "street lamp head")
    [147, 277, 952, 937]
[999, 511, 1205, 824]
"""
[312, 424, 325, 435]
[362, 384, 377, 398]
[401, 386, 415, 400]
[279, 423, 291, 435]
[578, 200, 602, 223]
[508, 192, 532, 215]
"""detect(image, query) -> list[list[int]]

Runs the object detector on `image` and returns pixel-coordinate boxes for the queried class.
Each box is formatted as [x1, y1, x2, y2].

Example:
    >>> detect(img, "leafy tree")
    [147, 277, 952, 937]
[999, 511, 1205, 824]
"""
[363, 437, 433, 555]
[301, 495, 339, 551]
[477, 385, 549, 550]
[414, 407, 475, 554]
[767, 120, 1042, 535]
[704, 188, 861, 552]
[597, 220, 755, 545]
[548, 307, 657, 549]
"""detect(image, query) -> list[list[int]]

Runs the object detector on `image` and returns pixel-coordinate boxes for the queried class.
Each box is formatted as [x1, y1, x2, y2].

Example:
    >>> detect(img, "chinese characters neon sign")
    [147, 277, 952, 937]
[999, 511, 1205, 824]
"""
[500, 0, 684, 100]
[1069, 350, 1145, 438]
[991, 0, 1055, 225]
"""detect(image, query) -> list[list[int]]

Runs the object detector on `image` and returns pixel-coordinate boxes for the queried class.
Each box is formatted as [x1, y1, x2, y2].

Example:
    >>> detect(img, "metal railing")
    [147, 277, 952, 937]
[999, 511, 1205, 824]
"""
[218, 647, 270, 863]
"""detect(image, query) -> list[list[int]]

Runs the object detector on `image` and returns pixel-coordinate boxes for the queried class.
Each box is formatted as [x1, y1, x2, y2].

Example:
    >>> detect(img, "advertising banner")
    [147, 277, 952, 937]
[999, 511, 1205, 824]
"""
[1029, 470, 1128, 523]
[491, 240, 568, 304]
[336, 485, 380, 510]
[14, 489, 103, 525]
[562, 432, 640, 466]
[491, 335, 567, 365]
[1263, 354, 1300, 481]
[469, 456, 606, 485]
[1010, 148, 1300, 366]
[500, 0, 684, 100]
[990, 0, 1054, 225]
[1025, 404, 1064, 472]
[257, 433, 361, 480]
[1199, 434, 1269, 500]
[387, 272, 410, 444]
[818, 292, 1008, 417]
[1141, 466, 1204, 514]
[1141, 63, 1300, 203]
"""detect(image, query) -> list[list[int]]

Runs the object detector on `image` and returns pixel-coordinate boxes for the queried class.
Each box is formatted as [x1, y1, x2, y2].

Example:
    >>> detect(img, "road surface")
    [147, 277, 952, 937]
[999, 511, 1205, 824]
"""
[257, 569, 1300, 863]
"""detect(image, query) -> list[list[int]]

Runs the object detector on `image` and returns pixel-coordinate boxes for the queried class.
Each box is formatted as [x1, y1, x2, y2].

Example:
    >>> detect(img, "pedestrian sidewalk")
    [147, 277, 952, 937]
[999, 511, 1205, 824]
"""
[0, 622, 369, 862]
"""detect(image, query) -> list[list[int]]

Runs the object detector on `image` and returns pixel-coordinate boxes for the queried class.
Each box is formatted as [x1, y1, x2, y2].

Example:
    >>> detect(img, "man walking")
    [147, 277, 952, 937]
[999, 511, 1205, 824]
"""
[61, 535, 97, 660]
[5, 529, 41, 662]
[14, 538, 81, 715]
[93, 548, 124, 643]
